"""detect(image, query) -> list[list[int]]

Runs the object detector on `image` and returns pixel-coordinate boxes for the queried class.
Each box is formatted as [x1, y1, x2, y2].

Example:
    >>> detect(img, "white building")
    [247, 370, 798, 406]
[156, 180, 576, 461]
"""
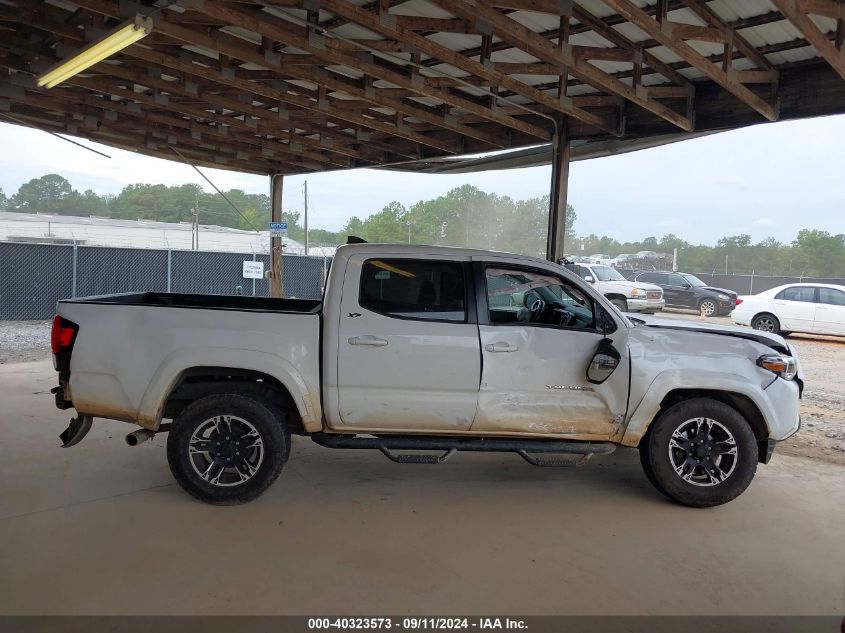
[0, 211, 330, 255]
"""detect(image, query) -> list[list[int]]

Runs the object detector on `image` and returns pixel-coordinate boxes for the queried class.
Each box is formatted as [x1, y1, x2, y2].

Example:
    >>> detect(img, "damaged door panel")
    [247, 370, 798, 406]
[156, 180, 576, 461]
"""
[472, 262, 629, 438]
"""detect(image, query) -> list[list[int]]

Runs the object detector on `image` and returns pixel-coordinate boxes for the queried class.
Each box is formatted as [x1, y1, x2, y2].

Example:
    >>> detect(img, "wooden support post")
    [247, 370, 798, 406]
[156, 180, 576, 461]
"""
[546, 121, 571, 264]
[270, 173, 284, 298]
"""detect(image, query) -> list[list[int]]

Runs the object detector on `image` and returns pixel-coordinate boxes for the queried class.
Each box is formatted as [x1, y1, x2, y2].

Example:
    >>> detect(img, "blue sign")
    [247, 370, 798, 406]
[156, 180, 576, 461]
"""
[269, 221, 288, 237]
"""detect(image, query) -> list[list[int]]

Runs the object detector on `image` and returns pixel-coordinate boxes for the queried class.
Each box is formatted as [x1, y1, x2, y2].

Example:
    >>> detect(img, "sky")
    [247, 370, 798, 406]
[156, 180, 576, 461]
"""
[1, 114, 844, 245]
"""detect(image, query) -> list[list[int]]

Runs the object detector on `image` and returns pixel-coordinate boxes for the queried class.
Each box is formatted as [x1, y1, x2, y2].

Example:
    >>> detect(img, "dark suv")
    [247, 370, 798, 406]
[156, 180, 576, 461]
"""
[634, 272, 737, 316]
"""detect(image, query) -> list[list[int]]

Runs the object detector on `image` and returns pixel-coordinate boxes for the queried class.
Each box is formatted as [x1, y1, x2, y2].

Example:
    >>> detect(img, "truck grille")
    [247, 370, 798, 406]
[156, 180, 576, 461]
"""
[646, 291, 662, 300]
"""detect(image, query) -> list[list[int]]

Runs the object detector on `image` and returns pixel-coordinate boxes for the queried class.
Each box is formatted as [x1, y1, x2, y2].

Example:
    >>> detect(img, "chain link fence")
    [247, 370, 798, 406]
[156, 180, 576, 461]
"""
[1, 242, 330, 320]
[689, 272, 845, 295]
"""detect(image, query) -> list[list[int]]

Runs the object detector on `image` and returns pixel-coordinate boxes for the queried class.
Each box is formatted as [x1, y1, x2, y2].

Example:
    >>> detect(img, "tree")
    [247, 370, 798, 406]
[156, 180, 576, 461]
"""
[65, 189, 110, 216]
[9, 174, 75, 213]
[109, 183, 204, 223]
[791, 229, 845, 277]
[0, 187, 7, 210]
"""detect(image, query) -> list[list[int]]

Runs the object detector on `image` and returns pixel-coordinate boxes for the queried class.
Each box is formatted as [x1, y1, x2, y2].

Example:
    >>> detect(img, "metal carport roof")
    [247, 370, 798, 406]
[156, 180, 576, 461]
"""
[1, 0, 844, 176]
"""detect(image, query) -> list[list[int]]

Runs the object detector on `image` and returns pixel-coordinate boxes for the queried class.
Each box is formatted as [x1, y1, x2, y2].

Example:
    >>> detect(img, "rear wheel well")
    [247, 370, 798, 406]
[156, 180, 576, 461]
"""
[162, 367, 305, 435]
[651, 389, 769, 461]
[752, 311, 778, 322]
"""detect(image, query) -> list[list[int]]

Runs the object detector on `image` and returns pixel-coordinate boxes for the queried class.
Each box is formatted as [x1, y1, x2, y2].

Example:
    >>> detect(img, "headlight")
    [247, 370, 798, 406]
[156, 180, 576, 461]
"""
[757, 354, 797, 380]
[630, 288, 647, 297]
[717, 294, 729, 301]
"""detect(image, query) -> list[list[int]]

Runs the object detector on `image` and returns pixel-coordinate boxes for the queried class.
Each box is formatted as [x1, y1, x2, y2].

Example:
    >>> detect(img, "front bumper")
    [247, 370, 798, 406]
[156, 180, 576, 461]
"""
[759, 415, 801, 464]
[763, 375, 802, 441]
[627, 298, 665, 313]
[717, 300, 734, 314]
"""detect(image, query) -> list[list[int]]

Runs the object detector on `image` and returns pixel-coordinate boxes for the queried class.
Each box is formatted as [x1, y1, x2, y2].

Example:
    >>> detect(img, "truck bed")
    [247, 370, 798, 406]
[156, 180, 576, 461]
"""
[61, 292, 322, 314]
[57, 292, 322, 430]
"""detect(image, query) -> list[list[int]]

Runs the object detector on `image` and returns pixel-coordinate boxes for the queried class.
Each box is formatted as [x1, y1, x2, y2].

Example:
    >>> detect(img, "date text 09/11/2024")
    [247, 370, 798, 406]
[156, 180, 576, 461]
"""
[307, 618, 527, 630]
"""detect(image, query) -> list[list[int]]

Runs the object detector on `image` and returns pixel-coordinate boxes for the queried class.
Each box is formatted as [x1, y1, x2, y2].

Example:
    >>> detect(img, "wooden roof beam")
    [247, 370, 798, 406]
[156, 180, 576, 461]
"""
[178, 0, 549, 143]
[0, 34, 366, 167]
[598, 0, 779, 121]
[8, 87, 329, 172]
[499, 31, 837, 98]
[771, 0, 845, 81]
[429, 0, 694, 131]
[392, 16, 474, 33]
[63, 0, 464, 154]
[568, 4, 693, 92]
[307, 0, 617, 134]
[132, 43, 428, 159]
[680, 0, 778, 78]
[6, 104, 287, 174]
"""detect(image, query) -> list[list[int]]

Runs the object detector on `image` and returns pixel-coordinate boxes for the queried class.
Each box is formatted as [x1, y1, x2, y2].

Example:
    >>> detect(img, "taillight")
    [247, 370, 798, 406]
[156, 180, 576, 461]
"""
[735, 298, 743, 306]
[51, 315, 77, 354]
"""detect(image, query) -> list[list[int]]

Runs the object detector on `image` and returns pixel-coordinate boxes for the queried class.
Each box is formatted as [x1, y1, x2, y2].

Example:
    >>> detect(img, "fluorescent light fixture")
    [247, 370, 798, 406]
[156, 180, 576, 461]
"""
[37, 15, 153, 89]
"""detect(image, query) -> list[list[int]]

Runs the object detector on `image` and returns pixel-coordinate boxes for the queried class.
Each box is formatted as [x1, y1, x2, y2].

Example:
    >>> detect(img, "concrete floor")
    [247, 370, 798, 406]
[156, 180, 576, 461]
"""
[1, 360, 843, 616]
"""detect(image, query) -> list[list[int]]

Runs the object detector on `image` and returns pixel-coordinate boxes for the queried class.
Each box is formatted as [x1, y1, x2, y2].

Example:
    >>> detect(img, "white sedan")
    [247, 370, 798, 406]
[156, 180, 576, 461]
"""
[732, 283, 845, 336]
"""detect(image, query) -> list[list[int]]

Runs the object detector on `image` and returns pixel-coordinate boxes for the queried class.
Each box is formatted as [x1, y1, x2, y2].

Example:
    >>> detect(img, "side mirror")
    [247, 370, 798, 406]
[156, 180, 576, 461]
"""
[584, 275, 595, 283]
[682, 283, 691, 289]
[587, 338, 621, 385]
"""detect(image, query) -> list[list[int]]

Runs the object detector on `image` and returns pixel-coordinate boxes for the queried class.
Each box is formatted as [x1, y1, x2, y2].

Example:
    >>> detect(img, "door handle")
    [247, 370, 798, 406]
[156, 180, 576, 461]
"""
[348, 335, 388, 347]
[485, 341, 517, 353]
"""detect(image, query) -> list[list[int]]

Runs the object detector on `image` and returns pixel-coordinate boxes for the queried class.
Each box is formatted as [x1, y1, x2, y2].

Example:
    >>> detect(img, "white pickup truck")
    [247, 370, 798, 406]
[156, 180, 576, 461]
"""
[564, 261, 665, 313]
[51, 243, 802, 507]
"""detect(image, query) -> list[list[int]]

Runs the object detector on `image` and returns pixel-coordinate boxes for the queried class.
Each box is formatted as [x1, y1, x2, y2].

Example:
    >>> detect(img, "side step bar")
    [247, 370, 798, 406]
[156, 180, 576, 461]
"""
[310, 433, 616, 467]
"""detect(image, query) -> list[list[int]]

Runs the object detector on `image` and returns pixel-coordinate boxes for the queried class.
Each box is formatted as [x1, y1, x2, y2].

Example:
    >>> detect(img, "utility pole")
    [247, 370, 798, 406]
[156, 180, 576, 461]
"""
[407, 218, 412, 244]
[303, 180, 309, 256]
[191, 191, 199, 250]
[270, 174, 284, 298]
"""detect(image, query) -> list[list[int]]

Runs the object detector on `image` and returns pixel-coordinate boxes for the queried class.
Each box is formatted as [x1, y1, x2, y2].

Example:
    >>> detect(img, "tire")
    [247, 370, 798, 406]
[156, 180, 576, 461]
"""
[751, 313, 781, 334]
[639, 398, 758, 508]
[609, 297, 628, 312]
[698, 298, 718, 317]
[167, 393, 289, 505]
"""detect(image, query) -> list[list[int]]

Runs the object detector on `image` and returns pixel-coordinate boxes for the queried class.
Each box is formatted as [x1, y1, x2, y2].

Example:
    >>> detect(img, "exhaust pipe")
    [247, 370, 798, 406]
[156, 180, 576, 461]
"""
[125, 429, 156, 446]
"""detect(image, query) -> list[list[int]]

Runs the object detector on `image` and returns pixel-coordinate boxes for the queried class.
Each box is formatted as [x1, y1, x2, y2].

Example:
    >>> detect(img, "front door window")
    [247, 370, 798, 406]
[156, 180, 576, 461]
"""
[485, 267, 596, 331]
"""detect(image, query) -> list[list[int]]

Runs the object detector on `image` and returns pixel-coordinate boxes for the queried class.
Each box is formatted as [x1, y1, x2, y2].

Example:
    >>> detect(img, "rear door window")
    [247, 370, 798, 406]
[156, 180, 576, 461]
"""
[819, 288, 845, 306]
[666, 273, 688, 287]
[776, 286, 817, 302]
[359, 259, 466, 322]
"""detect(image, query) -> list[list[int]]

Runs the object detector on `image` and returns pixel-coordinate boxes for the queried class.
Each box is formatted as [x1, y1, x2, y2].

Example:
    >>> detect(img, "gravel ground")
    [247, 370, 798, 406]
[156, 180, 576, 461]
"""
[1, 313, 842, 464]
[0, 320, 52, 364]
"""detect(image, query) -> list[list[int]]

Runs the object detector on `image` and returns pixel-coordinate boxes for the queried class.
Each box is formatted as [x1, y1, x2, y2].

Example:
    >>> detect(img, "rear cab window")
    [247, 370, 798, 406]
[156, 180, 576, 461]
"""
[359, 259, 466, 322]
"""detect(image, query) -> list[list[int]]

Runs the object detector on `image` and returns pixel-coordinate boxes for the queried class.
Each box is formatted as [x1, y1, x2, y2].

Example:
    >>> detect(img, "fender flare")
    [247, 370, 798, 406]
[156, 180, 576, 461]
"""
[620, 369, 773, 447]
[137, 347, 319, 431]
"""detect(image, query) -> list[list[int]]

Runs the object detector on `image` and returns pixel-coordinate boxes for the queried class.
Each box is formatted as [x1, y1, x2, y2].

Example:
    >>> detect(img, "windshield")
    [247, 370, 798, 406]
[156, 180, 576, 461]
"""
[592, 265, 625, 282]
[681, 274, 707, 287]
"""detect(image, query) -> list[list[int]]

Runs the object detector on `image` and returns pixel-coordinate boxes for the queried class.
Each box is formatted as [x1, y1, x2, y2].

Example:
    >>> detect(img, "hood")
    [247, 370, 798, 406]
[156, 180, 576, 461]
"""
[602, 280, 662, 291]
[701, 286, 737, 298]
[627, 313, 789, 353]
